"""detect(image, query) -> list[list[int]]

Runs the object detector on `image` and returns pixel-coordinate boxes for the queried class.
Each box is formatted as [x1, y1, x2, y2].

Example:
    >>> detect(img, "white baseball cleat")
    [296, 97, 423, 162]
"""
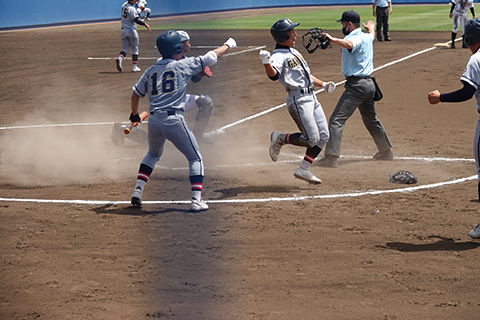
[468, 219, 480, 239]
[132, 65, 141, 72]
[190, 198, 208, 212]
[269, 131, 284, 162]
[116, 58, 123, 72]
[294, 167, 322, 185]
[131, 187, 143, 207]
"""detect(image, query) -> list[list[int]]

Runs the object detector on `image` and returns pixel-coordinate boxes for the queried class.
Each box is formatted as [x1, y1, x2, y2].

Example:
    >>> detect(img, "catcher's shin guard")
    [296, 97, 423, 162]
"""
[193, 95, 213, 137]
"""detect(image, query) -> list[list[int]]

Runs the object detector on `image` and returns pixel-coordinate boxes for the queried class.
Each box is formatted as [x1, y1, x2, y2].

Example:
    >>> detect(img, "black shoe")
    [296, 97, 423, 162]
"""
[385, 37, 392, 41]
[373, 149, 394, 160]
[314, 155, 339, 168]
[377, 38, 383, 42]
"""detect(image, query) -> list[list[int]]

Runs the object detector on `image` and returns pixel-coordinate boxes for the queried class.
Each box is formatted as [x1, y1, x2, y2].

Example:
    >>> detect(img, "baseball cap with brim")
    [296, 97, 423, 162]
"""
[336, 10, 360, 24]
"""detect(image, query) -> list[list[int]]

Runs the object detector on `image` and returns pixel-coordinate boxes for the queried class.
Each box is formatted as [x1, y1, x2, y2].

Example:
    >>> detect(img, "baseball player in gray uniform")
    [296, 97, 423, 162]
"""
[260, 19, 336, 185]
[116, 0, 151, 73]
[111, 30, 214, 146]
[449, 0, 476, 48]
[129, 30, 236, 211]
[428, 18, 480, 239]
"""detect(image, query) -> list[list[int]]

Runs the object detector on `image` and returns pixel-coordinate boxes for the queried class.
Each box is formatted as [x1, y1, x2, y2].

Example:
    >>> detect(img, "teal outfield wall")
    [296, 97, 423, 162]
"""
[1, 0, 446, 30]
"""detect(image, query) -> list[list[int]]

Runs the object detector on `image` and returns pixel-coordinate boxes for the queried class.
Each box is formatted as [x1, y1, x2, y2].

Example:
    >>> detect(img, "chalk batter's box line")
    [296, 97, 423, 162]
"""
[87, 45, 266, 60]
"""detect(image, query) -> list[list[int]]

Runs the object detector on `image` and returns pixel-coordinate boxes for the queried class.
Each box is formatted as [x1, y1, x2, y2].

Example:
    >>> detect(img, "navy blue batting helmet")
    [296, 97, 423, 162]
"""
[156, 30, 183, 57]
[270, 19, 300, 43]
[463, 18, 480, 46]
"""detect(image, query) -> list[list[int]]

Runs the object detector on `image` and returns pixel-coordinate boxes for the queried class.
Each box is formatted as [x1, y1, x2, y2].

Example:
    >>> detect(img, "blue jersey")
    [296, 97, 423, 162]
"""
[133, 56, 206, 112]
[341, 28, 374, 77]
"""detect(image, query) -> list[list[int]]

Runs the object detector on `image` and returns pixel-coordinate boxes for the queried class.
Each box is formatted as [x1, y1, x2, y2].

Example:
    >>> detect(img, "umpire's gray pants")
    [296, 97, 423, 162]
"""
[323, 77, 392, 158]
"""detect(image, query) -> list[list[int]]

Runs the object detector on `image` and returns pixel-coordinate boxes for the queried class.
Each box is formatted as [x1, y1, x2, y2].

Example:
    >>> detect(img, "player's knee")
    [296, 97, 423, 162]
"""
[196, 95, 213, 115]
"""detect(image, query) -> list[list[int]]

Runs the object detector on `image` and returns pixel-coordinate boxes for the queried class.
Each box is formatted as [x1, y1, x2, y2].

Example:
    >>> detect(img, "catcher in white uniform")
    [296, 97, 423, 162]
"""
[449, 0, 476, 48]
[260, 18, 336, 184]
[129, 30, 236, 211]
[428, 18, 480, 239]
[116, 0, 151, 73]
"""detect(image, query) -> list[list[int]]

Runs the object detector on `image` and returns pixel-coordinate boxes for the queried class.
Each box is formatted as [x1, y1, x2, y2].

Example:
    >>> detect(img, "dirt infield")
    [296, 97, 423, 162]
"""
[2, 8, 480, 320]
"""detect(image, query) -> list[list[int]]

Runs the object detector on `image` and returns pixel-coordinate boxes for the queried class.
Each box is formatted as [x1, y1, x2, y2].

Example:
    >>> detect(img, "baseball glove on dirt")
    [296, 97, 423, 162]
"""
[389, 170, 417, 184]
[302, 28, 331, 54]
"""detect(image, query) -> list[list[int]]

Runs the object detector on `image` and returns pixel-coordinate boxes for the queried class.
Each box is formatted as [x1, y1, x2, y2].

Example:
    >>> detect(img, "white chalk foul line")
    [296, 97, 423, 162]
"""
[0, 173, 476, 205]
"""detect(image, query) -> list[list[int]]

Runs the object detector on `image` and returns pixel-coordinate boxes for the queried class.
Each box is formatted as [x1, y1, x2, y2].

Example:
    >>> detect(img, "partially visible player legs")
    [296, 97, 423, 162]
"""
[116, 50, 127, 72]
[469, 124, 480, 238]
[131, 31, 141, 72]
[111, 122, 148, 146]
[451, 32, 457, 49]
[460, 15, 469, 48]
[132, 54, 141, 72]
[144, 7, 151, 20]
[452, 13, 460, 49]
[167, 116, 208, 211]
[185, 94, 214, 142]
[193, 95, 213, 140]
[270, 95, 326, 184]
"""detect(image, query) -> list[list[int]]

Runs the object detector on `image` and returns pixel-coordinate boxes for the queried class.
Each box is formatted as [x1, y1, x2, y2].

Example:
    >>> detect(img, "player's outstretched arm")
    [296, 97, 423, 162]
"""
[259, 50, 277, 78]
[212, 38, 236, 59]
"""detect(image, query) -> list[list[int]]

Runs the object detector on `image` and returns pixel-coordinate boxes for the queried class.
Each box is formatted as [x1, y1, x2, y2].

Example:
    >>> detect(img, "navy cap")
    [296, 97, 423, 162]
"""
[337, 10, 360, 24]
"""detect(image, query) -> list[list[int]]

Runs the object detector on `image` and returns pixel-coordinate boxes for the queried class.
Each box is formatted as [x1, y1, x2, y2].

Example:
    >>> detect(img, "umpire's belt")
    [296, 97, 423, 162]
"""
[346, 75, 371, 82]
[289, 85, 315, 96]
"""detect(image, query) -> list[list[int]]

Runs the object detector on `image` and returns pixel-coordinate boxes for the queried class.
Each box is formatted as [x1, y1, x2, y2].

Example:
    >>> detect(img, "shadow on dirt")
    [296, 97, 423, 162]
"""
[377, 235, 480, 252]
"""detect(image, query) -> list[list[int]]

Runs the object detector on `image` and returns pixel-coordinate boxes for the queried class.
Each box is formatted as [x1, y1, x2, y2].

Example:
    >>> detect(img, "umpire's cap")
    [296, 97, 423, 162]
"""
[156, 30, 183, 58]
[463, 18, 480, 46]
[337, 10, 360, 24]
[270, 18, 299, 43]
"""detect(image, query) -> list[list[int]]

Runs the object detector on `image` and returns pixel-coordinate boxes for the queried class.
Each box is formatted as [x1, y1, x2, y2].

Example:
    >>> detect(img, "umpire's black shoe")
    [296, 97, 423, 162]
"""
[373, 149, 394, 160]
[385, 37, 392, 41]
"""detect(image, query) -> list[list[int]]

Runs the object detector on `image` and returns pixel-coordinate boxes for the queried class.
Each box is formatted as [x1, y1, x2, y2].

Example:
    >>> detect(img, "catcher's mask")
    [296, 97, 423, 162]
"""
[463, 18, 480, 46]
[156, 30, 183, 58]
[302, 28, 331, 54]
[271, 18, 300, 43]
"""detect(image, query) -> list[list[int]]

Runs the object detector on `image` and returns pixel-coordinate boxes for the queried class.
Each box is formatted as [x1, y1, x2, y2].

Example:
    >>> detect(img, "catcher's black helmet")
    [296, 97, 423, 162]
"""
[463, 18, 480, 46]
[156, 30, 183, 57]
[270, 18, 300, 43]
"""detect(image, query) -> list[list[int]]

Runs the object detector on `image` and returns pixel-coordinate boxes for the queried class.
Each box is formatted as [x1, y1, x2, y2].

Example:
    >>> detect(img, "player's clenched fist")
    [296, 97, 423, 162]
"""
[224, 38, 237, 49]
[259, 50, 271, 64]
[322, 81, 336, 93]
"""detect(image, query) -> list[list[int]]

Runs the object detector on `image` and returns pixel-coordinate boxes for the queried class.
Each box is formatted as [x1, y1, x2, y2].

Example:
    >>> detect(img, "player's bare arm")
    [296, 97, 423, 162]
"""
[130, 92, 140, 116]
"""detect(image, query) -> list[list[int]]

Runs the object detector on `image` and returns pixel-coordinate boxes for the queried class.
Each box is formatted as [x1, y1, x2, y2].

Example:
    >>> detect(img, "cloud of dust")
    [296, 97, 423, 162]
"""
[0, 111, 135, 187]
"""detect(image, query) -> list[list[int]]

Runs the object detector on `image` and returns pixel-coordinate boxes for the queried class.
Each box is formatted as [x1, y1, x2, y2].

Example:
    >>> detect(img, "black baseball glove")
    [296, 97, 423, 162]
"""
[302, 28, 331, 54]
[389, 170, 417, 184]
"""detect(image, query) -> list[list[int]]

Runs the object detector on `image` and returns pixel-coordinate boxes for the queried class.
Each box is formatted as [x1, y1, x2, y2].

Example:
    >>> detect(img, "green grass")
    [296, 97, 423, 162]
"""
[151, 4, 456, 31]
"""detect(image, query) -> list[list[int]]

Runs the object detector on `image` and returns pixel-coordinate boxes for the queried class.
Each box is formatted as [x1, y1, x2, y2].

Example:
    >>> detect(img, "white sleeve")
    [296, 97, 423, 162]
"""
[203, 50, 218, 67]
